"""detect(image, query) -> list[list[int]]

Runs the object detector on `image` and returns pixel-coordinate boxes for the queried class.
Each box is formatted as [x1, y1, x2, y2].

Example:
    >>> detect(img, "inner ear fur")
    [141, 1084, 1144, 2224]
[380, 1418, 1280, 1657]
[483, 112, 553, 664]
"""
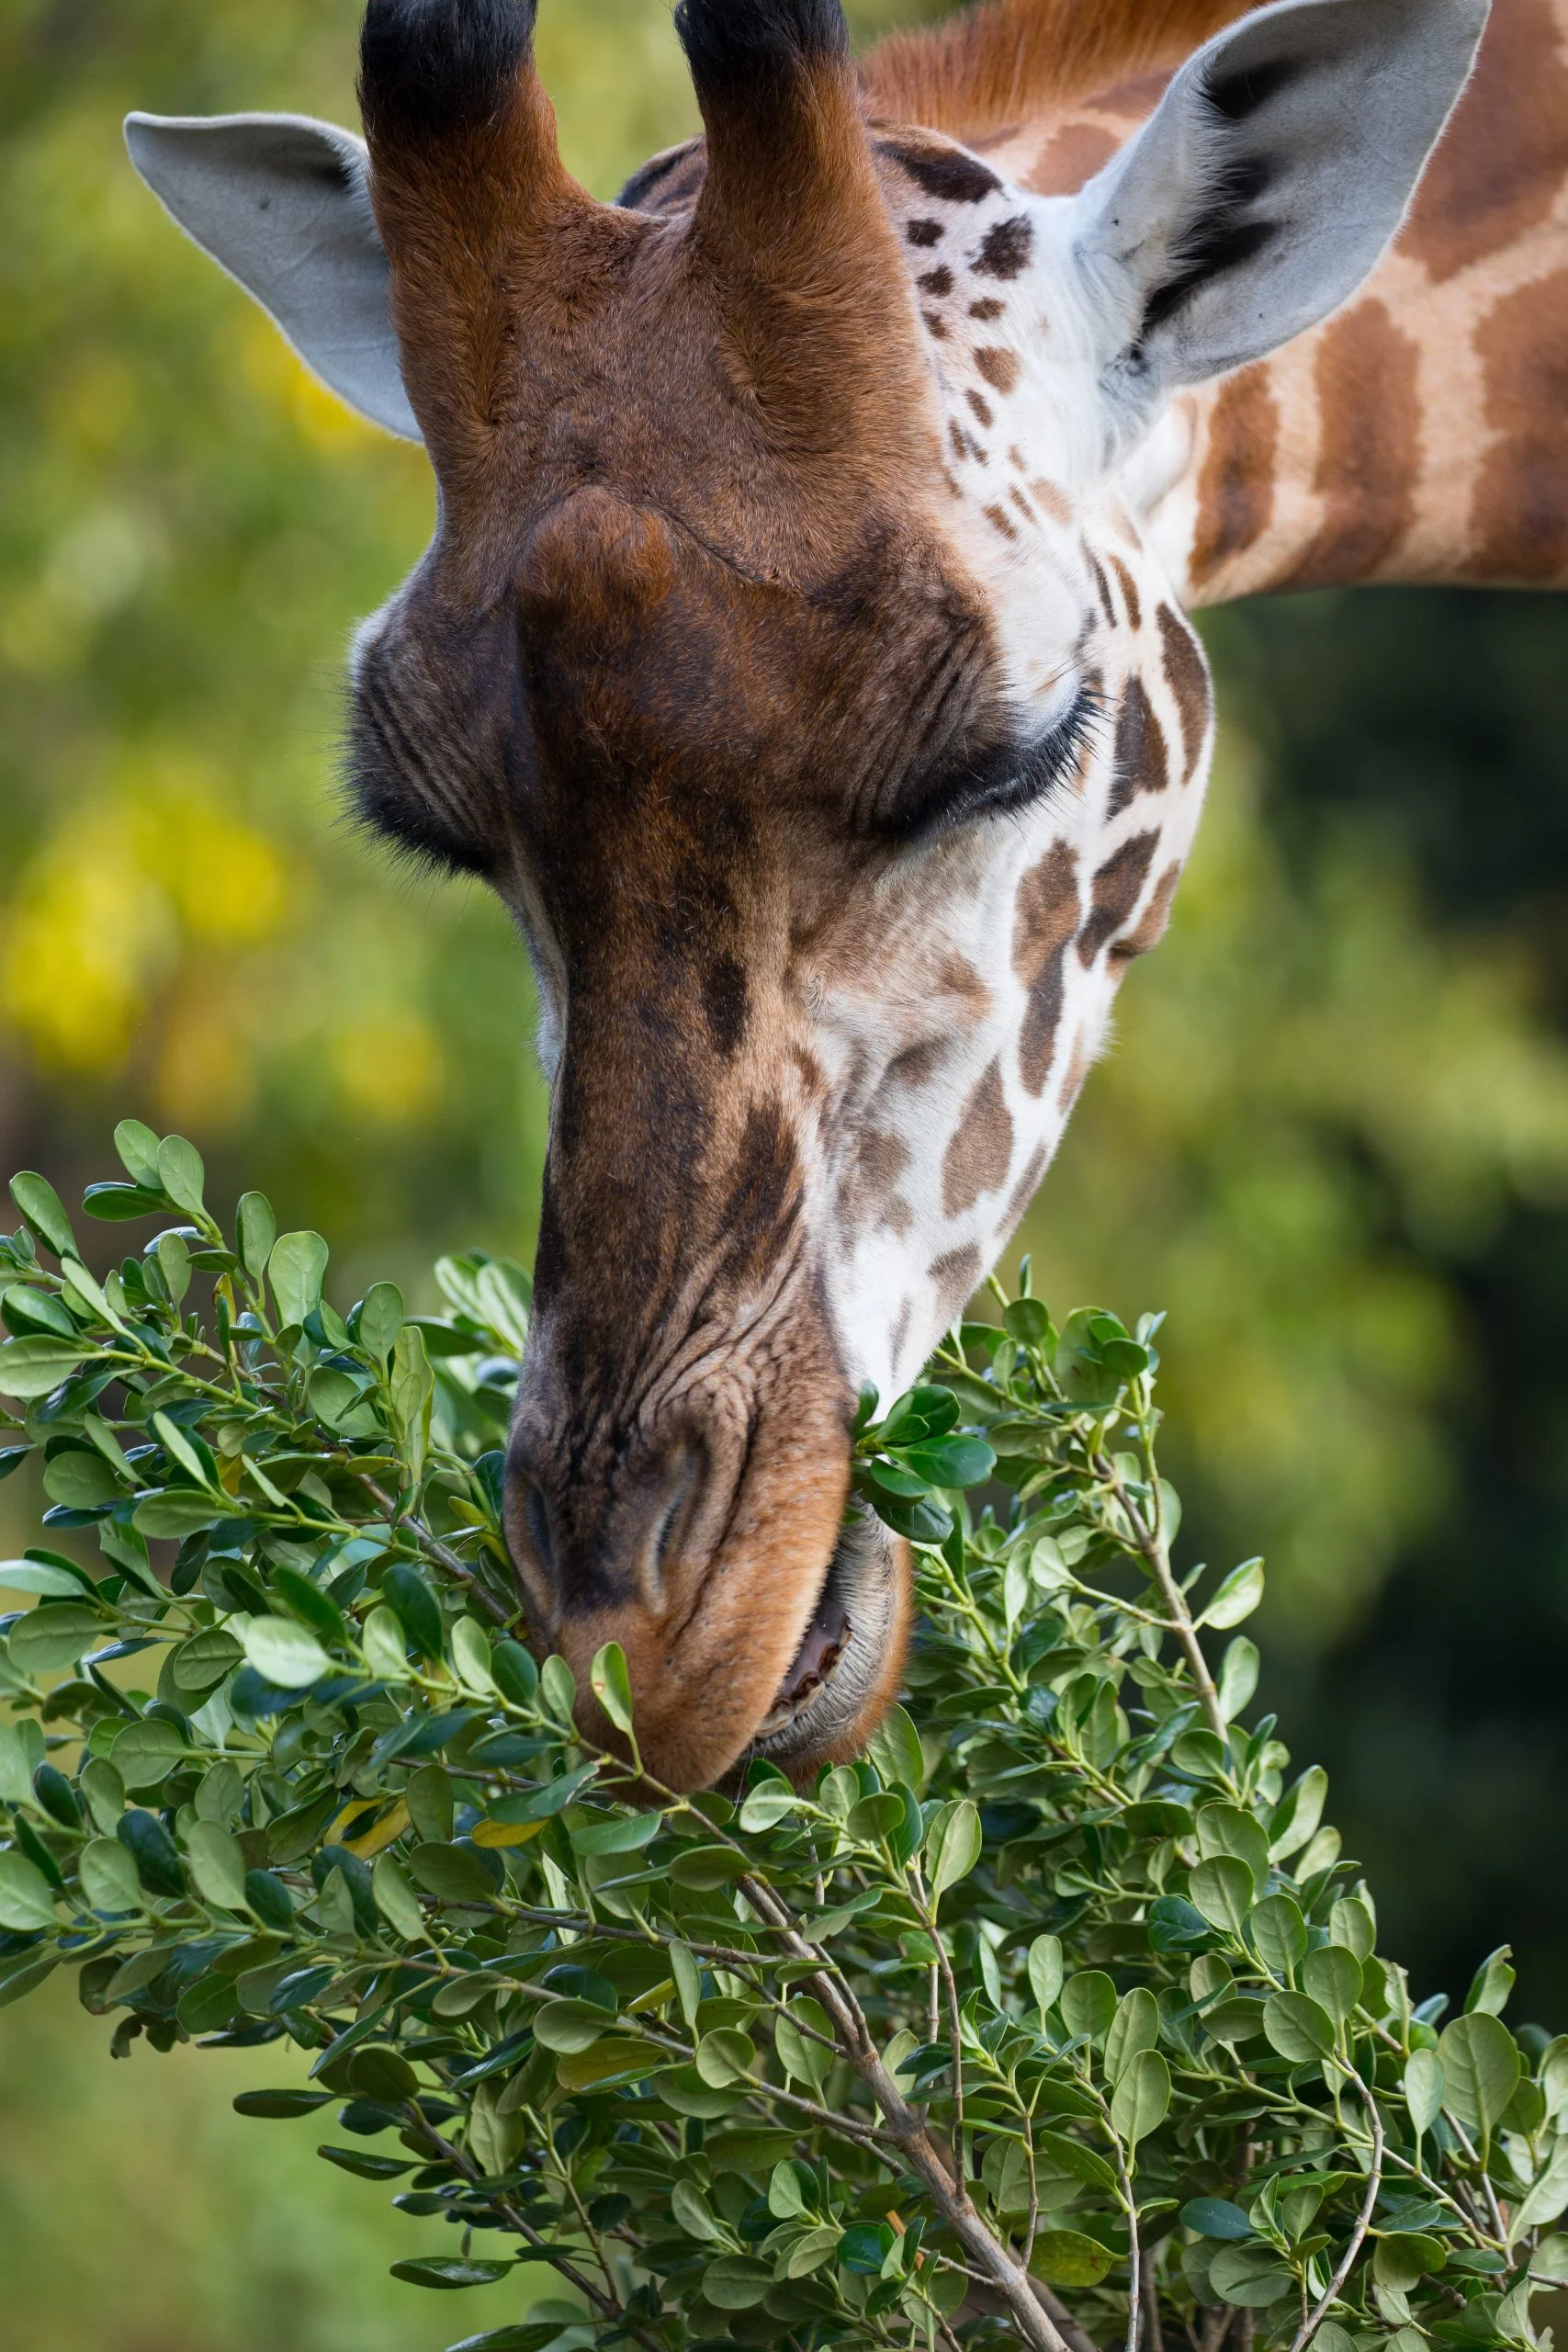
[1073, 0, 1489, 423]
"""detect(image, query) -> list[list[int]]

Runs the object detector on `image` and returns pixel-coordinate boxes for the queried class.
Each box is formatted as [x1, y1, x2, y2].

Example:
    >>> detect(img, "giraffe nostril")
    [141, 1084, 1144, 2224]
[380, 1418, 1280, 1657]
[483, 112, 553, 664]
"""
[641, 1442, 704, 1610]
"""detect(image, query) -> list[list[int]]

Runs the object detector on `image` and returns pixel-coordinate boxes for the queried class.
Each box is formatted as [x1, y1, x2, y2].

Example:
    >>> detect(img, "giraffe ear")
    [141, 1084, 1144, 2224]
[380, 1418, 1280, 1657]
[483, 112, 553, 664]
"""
[124, 111, 423, 444]
[1072, 0, 1487, 429]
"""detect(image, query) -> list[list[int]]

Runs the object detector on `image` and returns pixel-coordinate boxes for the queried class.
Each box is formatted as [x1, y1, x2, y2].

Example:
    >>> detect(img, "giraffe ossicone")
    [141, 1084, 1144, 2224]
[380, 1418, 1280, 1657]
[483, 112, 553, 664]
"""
[125, 0, 1495, 1788]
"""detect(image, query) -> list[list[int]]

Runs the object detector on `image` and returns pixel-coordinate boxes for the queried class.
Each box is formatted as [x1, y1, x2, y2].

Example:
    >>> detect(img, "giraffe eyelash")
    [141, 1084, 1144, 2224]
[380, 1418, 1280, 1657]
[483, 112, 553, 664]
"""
[884, 679, 1102, 842]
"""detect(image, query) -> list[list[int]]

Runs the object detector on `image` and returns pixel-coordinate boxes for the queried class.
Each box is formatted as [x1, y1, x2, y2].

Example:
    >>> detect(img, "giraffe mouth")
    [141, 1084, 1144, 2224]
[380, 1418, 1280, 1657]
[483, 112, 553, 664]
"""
[747, 1505, 902, 1768]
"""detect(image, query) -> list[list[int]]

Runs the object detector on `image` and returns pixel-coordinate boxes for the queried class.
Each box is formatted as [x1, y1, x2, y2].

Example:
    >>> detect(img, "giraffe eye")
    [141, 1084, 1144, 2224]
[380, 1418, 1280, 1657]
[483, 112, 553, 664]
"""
[880, 683, 1097, 842]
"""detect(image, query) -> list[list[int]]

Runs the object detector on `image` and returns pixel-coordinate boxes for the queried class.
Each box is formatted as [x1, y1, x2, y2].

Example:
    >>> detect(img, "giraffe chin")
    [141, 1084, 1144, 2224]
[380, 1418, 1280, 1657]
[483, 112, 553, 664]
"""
[740, 1508, 911, 1788]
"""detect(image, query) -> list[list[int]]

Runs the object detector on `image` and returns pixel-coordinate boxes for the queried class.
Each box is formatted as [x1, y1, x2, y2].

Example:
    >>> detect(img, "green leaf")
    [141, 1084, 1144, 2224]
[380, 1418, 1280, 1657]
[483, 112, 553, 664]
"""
[242, 1617, 330, 1690]
[1250, 1894, 1308, 1979]
[10, 1172, 75, 1261]
[1464, 1945, 1515, 2018]
[113, 1121, 164, 1187]
[866, 1702, 924, 1793]
[1263, 1990, 1337, 2063]
[185, 1820, 248, 1911]
[1438, 2011, 1520, 2139]
[356, 1281, 404, 1363]
[78, 1838, 141, 1913]
[738, 1783, 798, 1833]
[0, 1558, 92, 1597]
[532, 1999, 611, 2055]
[1181, 2199, 1254, 2240]
[372, 1855, 427, 1944]
[694, 2028, 754, 2087]
[1215, 1635, 1258, 1722]
[1404, 2048, 1445, 2136]
[233, 2089, 335, 2119]
[1201, 1558, 1265, 1629]
[1374, 2234, 1448, 2291]
[924, 1798, 981, 1901]
[389, 2259, 513, 2291]
[1209, 2243, 1295, 2308]
[1105, 1985, 1159, 2083]
[0, 1336, 91, 1397]
[1003, 1296, 1053, 1347]
[268, 1230, 329, 1328]
[1328, 1895, 1375, 1960]
[701, 2256, 774, 2310]
[237, 1193, 276, 1283]
[1111, 2046, 1170, 2146]
[568, 1812, 660, 1856]
[408, 1844, 498, 1905]
[1060, 1969, 1118, 2044]
[382, 1565, 443, 1662]
[133, 1491, 233, 1541]
[155, 1136, 206, 1216]
[0, 1849, 57, 1930]
[1301, 1944, 1363, 2025]
[589, 1640, 635, 1736]
[900, 1433, 996, 1487]
[350, 2044, 420, 2102]
[1030, 2231, 1115, 2287]
[1028, 1932, 1065, 2018]
[1507, 2144, 1568, 2244]
[1195, 1804, 1269, 1891]
[1188, 1856, 1254, 1939]
[11, 1603, 104, 1677]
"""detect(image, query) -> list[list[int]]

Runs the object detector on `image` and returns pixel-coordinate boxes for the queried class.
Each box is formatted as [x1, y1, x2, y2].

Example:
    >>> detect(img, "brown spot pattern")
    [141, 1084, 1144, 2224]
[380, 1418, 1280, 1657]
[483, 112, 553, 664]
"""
[929, 1243, 982, 1326]
[1077, 831, 1159, 966]
[984, 501, 1019, 539]
[1106, 677, 1168, 818]
[975, 345, 1021, 393]
[1031, 477, 1072, 526]
[1003, 1141, 1049, 1234]
[974, 215, 1034, 278]
[1190, 363, 1278, 589]
[942, 1057, 1015, 1216]
[1401, 0, 1568, 284]
[1110, 856, 1182, 961]
[1271, 300, 1420, 591]
[1108, 554, 1142, 631]
[1026, 119, 1119, 196]
[966, 388, 995, 427]
[919, 265, 954, 296]
[907, 218, 943, 246]
[1156, 605, 1211, 775]
[1467, 268, 1568, 581]
[842, 1126, 912, 1239]
[1012, 839, 1080, 1094]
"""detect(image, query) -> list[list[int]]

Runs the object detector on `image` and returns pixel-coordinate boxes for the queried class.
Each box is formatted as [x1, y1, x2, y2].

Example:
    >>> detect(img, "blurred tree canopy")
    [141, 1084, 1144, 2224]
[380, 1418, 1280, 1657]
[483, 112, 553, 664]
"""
[3, 1, 1568, 2344]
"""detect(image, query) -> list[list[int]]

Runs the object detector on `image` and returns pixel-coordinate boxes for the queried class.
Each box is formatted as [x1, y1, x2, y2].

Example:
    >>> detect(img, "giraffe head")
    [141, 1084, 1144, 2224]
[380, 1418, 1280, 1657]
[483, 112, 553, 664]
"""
[127, 0, 1484, 1787]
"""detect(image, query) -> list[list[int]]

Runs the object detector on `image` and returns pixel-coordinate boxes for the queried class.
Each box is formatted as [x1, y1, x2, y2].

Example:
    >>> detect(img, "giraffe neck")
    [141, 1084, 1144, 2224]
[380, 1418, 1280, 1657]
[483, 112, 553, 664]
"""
[866, 0, 1568, 605]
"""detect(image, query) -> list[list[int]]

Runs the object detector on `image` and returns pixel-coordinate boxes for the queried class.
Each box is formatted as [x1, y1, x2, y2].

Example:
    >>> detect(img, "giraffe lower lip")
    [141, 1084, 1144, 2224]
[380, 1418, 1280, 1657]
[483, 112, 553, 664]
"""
[758, 1582, 854, 1734]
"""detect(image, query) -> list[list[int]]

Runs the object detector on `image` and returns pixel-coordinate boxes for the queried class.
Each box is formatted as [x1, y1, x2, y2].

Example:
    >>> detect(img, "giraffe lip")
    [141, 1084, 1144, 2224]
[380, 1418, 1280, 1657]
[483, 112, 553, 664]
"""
[757, 1570, 854, 1735]
[748, 1506, 897, 1758]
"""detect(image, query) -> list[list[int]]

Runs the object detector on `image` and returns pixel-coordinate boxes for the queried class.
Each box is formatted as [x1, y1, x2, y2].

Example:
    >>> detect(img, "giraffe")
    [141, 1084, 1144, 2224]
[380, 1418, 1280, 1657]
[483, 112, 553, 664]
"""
[119, 0, 1563, 1791]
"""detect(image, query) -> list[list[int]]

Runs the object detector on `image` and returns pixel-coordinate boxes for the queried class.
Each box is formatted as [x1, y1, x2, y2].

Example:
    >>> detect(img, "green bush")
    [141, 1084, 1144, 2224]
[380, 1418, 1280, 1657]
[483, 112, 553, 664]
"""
[0, 1125, 1564, 2352]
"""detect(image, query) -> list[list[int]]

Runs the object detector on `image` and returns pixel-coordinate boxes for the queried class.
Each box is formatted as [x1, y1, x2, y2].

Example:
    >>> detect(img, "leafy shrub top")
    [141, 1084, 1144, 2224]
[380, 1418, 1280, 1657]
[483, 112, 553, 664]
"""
[0, 1126, 1564, 2352]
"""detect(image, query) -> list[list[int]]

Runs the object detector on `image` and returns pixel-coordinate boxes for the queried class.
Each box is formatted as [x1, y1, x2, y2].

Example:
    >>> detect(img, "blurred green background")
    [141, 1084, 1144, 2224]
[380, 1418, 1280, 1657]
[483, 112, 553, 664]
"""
[3, 1, 1567, 2345]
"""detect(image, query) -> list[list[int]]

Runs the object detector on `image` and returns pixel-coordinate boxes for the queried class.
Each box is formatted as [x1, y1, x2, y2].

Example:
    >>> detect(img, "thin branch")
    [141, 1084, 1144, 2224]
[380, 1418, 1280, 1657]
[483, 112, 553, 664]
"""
[403, 2109, 663, 2352]
[1100, 1443, 1224, 1739]
[1286, 2091, 1384, 2352]
[734, 1874, 1073, 2352]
